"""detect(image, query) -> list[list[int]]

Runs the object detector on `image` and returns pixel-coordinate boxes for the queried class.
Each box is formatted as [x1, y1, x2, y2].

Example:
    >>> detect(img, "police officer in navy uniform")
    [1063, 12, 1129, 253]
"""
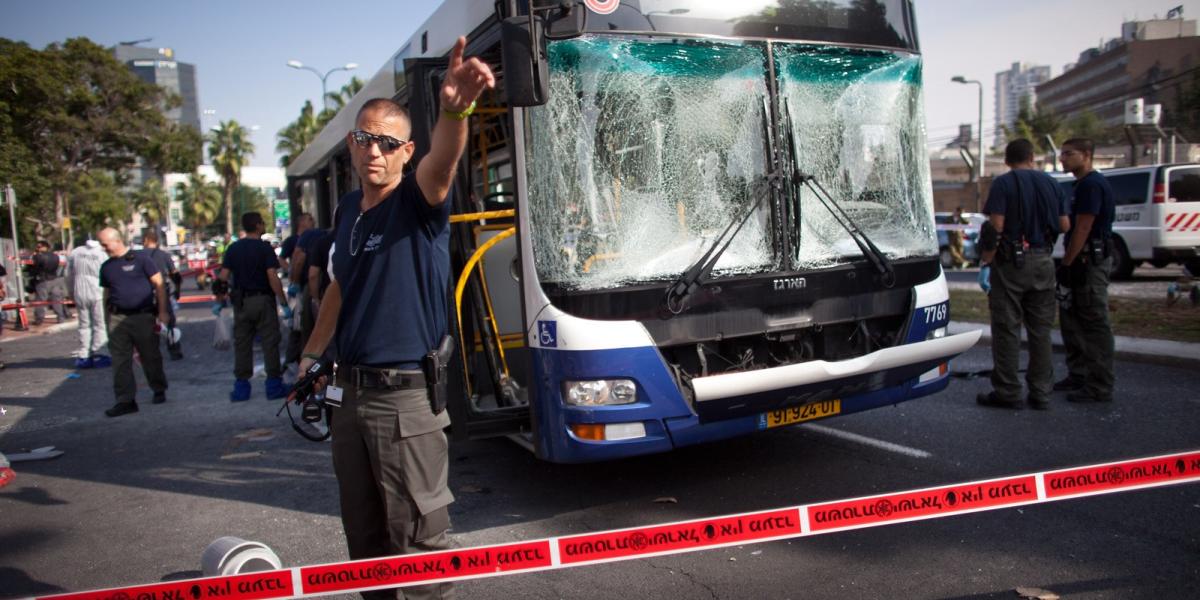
[299, 36, 493, 600]
[31, 240, 70, 325]
[1056, 137, 1117, 403]
[142, 231, 184, 360]
[976, 139, 1069, 410]
[215, 212, 291, 401]
[96, 228, 170, 417]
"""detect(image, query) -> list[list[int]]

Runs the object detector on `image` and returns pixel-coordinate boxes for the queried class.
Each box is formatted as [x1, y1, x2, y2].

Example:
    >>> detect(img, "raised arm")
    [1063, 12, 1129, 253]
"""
[415, 36, 495, 207]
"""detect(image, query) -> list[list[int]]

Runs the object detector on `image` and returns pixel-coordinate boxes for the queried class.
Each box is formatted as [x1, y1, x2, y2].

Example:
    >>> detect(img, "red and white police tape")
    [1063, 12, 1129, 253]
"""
[23, 449, 1200, 600]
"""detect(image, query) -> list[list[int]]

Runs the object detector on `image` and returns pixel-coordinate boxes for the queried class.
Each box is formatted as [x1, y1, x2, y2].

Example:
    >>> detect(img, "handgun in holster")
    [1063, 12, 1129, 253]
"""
[1087, 237, 1109, 264]
[422, 334, 455, 415]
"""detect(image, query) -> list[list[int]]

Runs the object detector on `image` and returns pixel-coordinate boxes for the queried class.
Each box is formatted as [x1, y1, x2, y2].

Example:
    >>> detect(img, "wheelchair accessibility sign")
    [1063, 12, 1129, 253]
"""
[538, 320, 557, 348]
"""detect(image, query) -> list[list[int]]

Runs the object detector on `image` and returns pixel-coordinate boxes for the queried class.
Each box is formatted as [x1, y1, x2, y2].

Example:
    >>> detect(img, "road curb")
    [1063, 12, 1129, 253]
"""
[949, 321, 1200, 369]
[0, 321, 76, 343]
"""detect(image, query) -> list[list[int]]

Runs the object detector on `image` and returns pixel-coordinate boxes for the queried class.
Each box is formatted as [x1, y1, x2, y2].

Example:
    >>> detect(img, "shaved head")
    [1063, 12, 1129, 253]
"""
[98, 228, 126, 258]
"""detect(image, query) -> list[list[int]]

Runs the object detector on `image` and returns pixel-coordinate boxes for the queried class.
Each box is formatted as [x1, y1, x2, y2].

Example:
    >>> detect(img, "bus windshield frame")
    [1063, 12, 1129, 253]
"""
[580, 0, 918, 52]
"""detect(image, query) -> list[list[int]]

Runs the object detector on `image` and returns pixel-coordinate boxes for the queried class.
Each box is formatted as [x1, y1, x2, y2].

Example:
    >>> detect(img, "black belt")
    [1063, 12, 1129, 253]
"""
[1028, 246, 1053, 254]
[112, 306, 154, 316]
[236, 289, 273, 297]
[344, 365, 425, 390]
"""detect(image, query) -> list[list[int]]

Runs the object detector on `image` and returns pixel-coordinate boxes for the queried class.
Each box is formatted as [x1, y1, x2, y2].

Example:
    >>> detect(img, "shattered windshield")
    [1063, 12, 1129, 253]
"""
[525, 36, 774, 292]
[775, 44, 937, 269]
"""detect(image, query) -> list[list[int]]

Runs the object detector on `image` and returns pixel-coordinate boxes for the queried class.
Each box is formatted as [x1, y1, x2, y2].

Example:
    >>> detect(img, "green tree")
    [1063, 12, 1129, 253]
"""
[146, 121, 204, 178]
[71, 171, 127, 236]
[1002, 95, 1065, 152]
[207, 120, 255, 238]
[1168, 70, 1200, 141]
[177, 174, 223, 237]
[1063, 110, 1115, 144]
[326, 76, 364, 113]
[0, 37, 175, 249]
[234, 185, 272, 231]
[276, 100, 322, 167]
[132, 178, 169, 232]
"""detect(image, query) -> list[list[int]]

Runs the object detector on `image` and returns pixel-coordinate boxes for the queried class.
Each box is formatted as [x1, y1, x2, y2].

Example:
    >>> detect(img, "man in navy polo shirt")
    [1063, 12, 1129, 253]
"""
[97, 228, 170, 417]
[299, 35, 493, 600]
[215, 212, 291, 401]
[1056, 138, 1117, 403]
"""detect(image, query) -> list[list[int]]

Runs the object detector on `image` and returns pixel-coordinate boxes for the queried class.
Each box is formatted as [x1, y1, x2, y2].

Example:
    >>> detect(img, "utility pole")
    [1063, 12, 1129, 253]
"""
[952, 76, 986, 204]
[5, 185, 27, 306]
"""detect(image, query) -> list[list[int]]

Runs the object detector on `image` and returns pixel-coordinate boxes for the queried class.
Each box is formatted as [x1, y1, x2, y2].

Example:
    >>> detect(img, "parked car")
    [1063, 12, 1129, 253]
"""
[1052, 163, 1200, 279]
[935, 211, 983, 268]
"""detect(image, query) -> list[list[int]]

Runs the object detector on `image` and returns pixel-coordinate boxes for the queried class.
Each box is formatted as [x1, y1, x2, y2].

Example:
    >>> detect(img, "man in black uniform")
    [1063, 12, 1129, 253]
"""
[216, 212, 291, 401]
[97, 228, 170, 417]
[31, 240, 70, 325]
[976, 139, 1070, 410]
[142, 231, 184, 360]
[1056, 138, 1117, 403]
[300, 36, 493, 600]
[281, 212, 314, 366]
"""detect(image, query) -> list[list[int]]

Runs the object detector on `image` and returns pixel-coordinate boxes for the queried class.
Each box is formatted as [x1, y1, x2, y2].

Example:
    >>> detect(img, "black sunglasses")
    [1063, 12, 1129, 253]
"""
[350, 130, 408, 152]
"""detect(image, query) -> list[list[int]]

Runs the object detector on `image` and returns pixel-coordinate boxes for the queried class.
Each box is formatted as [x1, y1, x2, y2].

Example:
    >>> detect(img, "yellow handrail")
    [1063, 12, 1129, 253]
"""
[453, 226, 517, 396]
[450, 209, 515, 223]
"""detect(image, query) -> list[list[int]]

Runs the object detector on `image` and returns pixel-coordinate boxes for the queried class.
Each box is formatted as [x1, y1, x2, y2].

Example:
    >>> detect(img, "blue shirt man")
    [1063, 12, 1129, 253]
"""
[297, 36, 494, 599]
[1056, 137, 1116, 403]
[96, 227, 170, 416]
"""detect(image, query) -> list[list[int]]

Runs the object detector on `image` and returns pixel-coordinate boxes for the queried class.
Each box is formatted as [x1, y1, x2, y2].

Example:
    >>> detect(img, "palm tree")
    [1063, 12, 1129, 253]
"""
[276, 100, 322, 167]
[132, 178, 169, 232]
[207, 120, 255, 237]
[178, 173, 223, 235]
[326, 77, 364, 113]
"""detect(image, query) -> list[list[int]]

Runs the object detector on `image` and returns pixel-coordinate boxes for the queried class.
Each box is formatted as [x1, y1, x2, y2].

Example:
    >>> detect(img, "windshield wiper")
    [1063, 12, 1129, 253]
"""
[780, 99, 896, 288]
[661, 98, 778, 317]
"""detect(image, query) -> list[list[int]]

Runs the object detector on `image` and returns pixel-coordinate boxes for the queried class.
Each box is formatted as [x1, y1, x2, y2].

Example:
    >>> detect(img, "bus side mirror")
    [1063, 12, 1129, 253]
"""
[501, 16, 549, 107]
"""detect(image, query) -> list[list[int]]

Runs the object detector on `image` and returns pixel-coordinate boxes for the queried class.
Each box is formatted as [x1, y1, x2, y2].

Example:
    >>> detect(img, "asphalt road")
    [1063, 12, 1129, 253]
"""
[1, 296, 1198, 599]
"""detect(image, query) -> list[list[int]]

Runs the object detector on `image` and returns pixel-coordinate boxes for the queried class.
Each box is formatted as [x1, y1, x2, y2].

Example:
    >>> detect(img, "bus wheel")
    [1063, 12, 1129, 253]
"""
[1109, 238, 1135, 280]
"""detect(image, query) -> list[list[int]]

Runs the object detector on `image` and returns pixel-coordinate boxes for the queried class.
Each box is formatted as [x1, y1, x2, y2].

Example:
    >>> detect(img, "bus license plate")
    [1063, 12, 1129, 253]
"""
[759, 400, 841, 429]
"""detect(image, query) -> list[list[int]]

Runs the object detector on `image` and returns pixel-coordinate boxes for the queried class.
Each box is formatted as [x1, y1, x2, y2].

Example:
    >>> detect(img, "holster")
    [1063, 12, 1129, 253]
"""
[421, 335, 455, 415]
[1087, 237, 1111, 264]
[996, 239, 1026, 269]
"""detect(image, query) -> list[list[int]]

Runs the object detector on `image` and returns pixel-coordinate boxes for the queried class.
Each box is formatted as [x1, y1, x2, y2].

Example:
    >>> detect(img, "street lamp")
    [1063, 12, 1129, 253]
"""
[287, 60, 358, 111]
[952, 75, 984, 206]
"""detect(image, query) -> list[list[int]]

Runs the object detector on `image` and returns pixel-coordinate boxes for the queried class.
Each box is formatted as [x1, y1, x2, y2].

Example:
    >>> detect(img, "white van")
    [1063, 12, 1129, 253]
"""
[1053, 163, 1200, 278]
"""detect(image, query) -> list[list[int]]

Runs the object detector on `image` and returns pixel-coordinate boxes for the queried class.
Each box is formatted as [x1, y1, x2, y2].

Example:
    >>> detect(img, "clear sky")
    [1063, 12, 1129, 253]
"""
[2, 0, 1197, 166]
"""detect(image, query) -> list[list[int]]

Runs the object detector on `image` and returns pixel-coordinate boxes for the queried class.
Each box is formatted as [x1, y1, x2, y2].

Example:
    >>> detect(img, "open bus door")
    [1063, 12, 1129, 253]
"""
[403, 56, 532, 444]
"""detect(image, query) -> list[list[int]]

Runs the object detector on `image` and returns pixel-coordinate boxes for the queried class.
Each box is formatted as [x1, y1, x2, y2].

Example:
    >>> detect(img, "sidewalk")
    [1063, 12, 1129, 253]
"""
[949, 320, 1200, 368]
[0, 317, 76, 344]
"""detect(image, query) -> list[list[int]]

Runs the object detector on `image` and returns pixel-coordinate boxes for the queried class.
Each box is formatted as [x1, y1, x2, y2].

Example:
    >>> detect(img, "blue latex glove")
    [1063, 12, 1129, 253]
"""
[211, 302, 223, 316]
[281, 304, 294, 320]
[978, 264, 991, 294]
[287, 283, 300, 298]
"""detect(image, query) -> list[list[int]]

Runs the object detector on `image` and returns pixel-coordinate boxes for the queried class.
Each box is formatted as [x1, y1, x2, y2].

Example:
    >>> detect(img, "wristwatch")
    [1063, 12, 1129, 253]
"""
[443, 100, 476, 121]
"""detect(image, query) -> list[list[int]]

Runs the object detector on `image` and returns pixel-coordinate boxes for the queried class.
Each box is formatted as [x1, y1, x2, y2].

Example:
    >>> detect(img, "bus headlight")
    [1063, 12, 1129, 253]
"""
[563, 379, 637, 406]
[926, 326, 947, 340]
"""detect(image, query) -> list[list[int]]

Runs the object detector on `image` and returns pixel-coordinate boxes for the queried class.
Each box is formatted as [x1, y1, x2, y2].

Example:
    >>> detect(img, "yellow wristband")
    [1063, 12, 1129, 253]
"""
[443, 100, 476, 121]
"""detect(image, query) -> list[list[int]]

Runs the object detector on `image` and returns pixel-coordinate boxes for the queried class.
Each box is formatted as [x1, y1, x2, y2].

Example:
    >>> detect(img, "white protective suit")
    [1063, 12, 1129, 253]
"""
[68, 240, 108, 358]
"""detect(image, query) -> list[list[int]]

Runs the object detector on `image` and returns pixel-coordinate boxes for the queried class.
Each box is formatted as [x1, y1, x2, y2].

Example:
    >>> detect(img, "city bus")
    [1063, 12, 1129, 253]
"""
[285, 0, 980, 463]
